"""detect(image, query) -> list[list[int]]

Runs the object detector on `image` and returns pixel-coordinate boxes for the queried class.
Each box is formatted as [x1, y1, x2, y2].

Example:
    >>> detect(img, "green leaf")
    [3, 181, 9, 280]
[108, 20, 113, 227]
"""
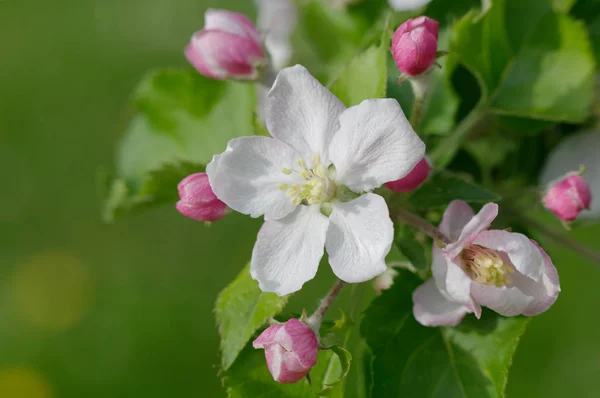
[451, 0, 596, 122]
[328, 38, 388, 107]
[314, 346, 352, 397]
[215, 265, 289, 370]
[222, 343, 313, 398]
[102, 161, 204, 222]
[104, 68, 255, 221]
[409, 171, 500, 209]
[360, 270, 529, 398]
[394, 224, 428, 272]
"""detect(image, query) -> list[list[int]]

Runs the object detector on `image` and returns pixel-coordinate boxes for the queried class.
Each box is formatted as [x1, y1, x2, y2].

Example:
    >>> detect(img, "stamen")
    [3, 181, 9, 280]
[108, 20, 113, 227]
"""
[277, 154, 337, 207]
[461, 245, 514, 287]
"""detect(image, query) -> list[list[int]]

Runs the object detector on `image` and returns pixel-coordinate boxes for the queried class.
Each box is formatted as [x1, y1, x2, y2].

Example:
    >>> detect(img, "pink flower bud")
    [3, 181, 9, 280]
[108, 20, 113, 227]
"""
[185, 9, 266, 80]
[544, 172, 592, 221]
[391, 16, 439, 76]
[253, 318, 318, 383]
[385, 157, 431, 192]
[176, 173, 227, 222]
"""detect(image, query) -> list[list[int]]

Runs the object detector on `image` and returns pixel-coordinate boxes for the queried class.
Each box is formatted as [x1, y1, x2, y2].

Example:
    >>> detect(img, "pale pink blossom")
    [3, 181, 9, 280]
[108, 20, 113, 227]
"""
[253, 318, 318, 383]
[392, 16, 439, 76]
[543, 172, 592, 221]
[413, 200, 560, 327]
[374, 266, 399, 294]
[176, 173, 227, 222]
[185, 9, 266, 80]
[385, 157, 431, 192]
[207, 65, 425, 295]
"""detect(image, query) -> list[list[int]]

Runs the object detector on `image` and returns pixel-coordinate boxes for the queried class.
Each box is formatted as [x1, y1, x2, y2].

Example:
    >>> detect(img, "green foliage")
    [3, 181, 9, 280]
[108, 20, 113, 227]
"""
[361, 270, 530, 398]
[103, 69, 255, 221]
[394, 224, 429, 272]
[215, 265, 289, 370]
[451, 0, 596, 122]
[314, 346, 352, 397]
[328, 40, 388, 107]
[410, 171, 500, 209]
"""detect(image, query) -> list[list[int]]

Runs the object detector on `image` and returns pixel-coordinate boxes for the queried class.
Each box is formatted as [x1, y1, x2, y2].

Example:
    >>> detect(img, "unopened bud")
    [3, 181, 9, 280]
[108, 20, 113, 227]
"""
[544, 172, 592, 221]
[185, 9, 266, 80]
[385, 157, 431, 192]
[176, 173, 227, 222]
[391, 16, 439, 76]
[253, 318, 318, 383]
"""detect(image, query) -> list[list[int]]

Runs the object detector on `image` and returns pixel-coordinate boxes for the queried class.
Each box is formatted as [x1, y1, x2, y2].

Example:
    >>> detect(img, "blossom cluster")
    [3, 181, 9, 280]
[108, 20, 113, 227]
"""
[173, 2, 591, 385]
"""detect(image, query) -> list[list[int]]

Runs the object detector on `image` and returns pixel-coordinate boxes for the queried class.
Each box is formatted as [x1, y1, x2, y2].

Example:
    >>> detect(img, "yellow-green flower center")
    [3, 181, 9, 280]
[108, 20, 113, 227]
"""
[461, 245, 514, 287]
[278, 154, 337, 206]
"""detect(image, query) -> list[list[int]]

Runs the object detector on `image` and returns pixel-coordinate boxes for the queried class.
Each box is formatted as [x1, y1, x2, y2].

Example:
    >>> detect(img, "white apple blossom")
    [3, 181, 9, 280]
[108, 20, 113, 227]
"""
[207, 65, 425, 295]
[388, 0, 432, 12]
[413, 201, 560, 327]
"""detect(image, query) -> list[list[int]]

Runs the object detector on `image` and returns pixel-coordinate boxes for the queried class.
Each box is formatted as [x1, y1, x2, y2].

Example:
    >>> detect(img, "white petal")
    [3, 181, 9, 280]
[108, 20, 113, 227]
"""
[445, 203, 498, 259]
[266, 65, 346, 163]
[539, 130, 600, 219]
[206, 136, 301, 220]
[251, 205, 329, 295]
[413, 279, 471, 327]
[388, 0, 432, 12]
[438, 200, 475, 242]
[471, 230, 560, 316]
[431, 245, 481, 317]
[329, 99, 425, 192]
[325, 194, 391, 283]
[470, 283, 535, 317]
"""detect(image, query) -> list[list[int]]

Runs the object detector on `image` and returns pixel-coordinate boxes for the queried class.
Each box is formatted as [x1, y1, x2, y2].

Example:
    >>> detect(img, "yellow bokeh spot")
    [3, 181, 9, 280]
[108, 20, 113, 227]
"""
[0, 368, 53, 398]
[8, 252, 92, 332]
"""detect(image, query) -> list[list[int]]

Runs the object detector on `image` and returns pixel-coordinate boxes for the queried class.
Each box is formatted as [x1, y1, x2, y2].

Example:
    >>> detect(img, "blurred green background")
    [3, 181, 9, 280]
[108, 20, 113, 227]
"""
[1, 0, 599, 397]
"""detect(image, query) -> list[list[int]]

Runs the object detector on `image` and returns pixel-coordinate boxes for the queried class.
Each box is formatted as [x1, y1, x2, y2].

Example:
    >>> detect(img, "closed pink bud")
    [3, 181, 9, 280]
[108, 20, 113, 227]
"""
[544, 172, 592, 221]
[176, 173, 227, 222]
[385, 157, 431, 192]
[392, 16, 439, 76]
[253, 318, 318, 383]
[185, 9, 266, 80]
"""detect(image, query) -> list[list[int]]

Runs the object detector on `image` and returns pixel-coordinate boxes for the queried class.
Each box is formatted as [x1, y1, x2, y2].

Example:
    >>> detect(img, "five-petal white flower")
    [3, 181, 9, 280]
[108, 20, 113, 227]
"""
[207, 65, 425, 295]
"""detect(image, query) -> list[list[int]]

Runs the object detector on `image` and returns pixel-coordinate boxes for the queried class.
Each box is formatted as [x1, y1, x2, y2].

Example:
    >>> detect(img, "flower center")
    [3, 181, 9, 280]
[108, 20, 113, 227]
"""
[278, 154, 336, 206]
[460, 245, 514, 287]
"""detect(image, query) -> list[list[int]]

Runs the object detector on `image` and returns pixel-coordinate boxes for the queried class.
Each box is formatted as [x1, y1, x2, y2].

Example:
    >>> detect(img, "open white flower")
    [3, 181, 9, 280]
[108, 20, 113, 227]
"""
[207, 65, 425, 295]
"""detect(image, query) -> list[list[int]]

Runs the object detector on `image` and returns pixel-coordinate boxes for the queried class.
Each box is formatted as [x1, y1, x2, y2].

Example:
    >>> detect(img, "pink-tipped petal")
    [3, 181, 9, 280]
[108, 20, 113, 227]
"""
[187, 30, 265, 80]
[445, 203, 499, 259]
[438, 200, 475, 242]
[253, 323, 285, 348]
[204, 8, 261, 43]
[413, 279, 471, 327]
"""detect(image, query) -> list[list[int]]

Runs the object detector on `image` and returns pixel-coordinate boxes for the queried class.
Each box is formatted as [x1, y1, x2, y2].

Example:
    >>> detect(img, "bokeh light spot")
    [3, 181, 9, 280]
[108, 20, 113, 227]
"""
[8, 252, 93, 332]
[0, 367, 53, 398]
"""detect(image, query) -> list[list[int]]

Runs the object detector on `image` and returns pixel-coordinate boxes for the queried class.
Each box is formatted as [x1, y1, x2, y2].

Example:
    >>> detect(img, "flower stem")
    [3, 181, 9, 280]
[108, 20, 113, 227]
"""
[506, 207, 600, 266]
[408, 74, 430, 131]
[396, 207, 450, 244]
[307, 279, 345, 331]
[430, 104, 487, 167]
